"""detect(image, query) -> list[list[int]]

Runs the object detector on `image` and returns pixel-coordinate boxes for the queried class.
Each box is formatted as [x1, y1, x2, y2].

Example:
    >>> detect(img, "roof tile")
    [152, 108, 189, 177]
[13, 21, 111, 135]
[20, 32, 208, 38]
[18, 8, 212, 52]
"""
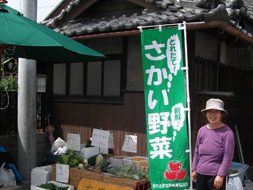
[42, 0, 253, 40]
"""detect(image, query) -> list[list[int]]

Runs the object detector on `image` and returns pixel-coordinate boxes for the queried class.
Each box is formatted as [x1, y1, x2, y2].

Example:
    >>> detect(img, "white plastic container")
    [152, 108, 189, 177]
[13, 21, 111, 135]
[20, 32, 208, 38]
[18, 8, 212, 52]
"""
[31, 180, 74, 190]
[80, 146, 99, 159]
[229, 162, 249, 183]
[109, 156, 128, 168]
[100, 147, 108, 154]
[31, 165, 52, 186]
[123, 156, 149, 171]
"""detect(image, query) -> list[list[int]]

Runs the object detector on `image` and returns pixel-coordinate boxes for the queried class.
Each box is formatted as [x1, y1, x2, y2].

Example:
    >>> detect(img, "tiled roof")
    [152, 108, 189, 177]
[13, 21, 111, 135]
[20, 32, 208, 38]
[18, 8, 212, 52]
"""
[42, 0, 253, 39]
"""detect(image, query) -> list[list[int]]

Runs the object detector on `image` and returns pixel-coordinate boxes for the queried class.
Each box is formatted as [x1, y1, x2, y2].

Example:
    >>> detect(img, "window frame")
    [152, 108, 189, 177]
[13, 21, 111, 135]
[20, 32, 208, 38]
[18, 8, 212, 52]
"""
[53, 54, 126, 104]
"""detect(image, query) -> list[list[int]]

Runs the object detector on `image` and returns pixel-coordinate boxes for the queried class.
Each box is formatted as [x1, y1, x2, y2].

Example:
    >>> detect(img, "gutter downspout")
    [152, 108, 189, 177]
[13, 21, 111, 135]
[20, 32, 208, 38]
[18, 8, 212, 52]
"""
[71, 21, 253, 44]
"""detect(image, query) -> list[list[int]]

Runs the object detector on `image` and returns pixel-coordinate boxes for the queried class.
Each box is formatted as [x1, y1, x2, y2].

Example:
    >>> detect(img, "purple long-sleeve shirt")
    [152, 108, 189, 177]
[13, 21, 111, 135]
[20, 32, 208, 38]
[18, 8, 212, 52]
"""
[192, 124, 235, 177]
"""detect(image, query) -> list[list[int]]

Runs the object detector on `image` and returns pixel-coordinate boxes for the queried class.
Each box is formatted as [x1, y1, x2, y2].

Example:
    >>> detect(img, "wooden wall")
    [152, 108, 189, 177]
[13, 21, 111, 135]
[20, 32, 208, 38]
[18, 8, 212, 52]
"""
[236, 70, 253, 165]
[53, 92, 148, 157]
[52, 73, 253, 165]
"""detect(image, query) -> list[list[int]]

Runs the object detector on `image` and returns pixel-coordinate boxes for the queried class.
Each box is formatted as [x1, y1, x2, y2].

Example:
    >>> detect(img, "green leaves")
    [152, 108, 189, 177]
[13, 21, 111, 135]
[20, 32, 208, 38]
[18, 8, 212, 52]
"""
[38, 182, 69, 190]
[56, 150, 84, 167]
[0, 75, 17, 91]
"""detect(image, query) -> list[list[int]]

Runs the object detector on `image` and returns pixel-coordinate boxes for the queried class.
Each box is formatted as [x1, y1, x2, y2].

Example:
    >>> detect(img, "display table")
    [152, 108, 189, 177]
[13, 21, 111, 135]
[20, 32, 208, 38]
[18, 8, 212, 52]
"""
[51, 164, 150, 190]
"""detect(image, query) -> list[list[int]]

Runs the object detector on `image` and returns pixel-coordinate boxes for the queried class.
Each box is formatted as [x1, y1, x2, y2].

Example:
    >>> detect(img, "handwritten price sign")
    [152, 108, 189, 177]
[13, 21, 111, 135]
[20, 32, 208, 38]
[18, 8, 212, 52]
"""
[92, 129, 114, 149]
[122, 135, 137, 153]
[108, 133, 114, 149]
[56, 164, 69, 183]
[67, 132, 81, 151]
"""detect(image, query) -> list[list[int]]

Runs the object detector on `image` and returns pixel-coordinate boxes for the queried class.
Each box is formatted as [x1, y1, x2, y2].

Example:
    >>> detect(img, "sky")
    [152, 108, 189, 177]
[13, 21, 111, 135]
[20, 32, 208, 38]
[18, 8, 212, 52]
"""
[7, 0, 62, 22]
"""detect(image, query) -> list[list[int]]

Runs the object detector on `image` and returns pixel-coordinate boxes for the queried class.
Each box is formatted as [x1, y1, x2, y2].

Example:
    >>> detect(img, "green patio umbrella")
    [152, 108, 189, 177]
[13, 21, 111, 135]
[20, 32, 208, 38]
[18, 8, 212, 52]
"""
[0, 3, 105, 63]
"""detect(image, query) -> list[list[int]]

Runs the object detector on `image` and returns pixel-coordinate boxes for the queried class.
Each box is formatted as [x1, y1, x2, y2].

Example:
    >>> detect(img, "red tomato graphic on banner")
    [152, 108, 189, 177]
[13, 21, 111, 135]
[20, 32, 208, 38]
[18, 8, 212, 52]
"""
[164, 161, 187, 181]
[168, 161, 182, 171]
[164, 170, 177, 180]
[176, 169, 187, 180]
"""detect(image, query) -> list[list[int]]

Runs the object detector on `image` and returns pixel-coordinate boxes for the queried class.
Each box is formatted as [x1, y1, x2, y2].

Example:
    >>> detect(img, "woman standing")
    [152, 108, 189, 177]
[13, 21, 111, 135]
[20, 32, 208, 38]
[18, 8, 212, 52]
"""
[191, 98, 235, 190]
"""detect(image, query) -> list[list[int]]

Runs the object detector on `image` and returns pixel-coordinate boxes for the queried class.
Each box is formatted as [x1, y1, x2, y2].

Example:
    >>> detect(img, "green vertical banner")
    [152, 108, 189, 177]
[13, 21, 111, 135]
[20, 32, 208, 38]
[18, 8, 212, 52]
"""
[141, 27, 189, 190]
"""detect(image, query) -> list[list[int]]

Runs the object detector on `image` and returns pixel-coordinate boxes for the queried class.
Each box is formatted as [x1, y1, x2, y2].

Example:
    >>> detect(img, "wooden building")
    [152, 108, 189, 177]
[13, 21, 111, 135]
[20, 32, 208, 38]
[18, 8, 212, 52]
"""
[40, 0, 253, 165]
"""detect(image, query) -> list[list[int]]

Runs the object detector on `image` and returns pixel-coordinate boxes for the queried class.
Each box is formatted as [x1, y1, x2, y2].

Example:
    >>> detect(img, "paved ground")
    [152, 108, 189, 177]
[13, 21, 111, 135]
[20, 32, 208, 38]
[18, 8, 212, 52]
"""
[1, 180, 253, 190]
[245, 183, 253, 190]
[0, 181, 30, 190]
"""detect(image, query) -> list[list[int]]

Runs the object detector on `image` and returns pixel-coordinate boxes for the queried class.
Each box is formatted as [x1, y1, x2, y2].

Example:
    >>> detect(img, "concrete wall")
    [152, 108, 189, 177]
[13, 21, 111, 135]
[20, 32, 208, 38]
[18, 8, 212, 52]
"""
[0, 132, 50, 167]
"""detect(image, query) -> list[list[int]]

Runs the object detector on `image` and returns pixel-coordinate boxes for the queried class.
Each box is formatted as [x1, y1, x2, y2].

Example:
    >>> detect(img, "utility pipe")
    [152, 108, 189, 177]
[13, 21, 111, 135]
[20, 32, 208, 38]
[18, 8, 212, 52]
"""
[18, 0, 37, 180]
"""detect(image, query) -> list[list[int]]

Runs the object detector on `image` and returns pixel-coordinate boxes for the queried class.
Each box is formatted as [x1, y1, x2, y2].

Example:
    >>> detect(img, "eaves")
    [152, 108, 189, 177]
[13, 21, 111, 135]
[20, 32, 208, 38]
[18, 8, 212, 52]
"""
[69, 21, 253, 45]
[42, 0, 253, 44]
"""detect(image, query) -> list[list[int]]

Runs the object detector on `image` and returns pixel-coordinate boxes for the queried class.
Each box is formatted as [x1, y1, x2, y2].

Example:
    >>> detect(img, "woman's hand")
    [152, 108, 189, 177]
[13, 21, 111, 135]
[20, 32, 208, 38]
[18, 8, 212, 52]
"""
[191, 171, 197, 182]
[214, 175, 224, 189]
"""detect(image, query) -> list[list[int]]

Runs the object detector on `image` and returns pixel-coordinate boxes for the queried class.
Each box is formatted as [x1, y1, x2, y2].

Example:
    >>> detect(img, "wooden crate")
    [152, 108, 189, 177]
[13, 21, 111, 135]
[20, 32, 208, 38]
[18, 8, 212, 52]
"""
[51, 164, 149, 190]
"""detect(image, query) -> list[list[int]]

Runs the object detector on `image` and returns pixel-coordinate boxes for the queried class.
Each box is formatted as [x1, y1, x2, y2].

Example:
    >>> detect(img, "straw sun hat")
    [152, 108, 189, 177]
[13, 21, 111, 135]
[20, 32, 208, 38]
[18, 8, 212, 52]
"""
[201, 98, 228, 116]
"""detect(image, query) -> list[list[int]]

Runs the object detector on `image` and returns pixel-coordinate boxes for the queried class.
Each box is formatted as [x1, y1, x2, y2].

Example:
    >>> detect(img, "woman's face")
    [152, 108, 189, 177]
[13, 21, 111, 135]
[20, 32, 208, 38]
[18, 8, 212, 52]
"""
[206, 109, 223, 124]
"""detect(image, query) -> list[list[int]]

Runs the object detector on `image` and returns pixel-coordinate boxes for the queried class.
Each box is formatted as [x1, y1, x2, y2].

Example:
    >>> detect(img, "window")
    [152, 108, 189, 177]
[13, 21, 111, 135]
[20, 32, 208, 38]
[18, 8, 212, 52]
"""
[103, 60, 121, 96]
[87, 61, 102, 96]
[70, 62, 83, 95]
[53, 63, 66, 95]
[36, 75, 46, 92]
[53, 54, 124, 103]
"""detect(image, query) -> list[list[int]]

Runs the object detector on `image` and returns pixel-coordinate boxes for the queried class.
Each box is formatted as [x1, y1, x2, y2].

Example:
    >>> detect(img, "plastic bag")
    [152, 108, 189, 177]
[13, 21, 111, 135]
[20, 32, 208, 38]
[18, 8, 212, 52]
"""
[227, 177, 243, 190]
[0, 162, 16, 186]
[0, 147, 22, 182]
[51, 137, 67, 154]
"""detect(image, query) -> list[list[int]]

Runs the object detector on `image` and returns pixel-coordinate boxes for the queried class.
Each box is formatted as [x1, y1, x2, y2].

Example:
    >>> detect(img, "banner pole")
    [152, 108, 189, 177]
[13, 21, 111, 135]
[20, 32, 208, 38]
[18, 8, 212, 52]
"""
[182, 21, 193, 189]
[140, 25, 193, 189]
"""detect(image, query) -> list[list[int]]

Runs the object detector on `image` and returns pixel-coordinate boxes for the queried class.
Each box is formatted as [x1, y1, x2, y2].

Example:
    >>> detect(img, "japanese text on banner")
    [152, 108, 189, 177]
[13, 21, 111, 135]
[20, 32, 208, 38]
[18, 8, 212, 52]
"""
[141, 27, 189, 190]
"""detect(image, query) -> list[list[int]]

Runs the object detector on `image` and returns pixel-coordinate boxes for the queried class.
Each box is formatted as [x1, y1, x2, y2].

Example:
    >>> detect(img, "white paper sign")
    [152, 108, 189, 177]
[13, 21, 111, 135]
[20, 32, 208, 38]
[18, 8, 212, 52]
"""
[56, 164, 69, 183]
[67, 132, 81, 151]
[108, 133, 114, 149]
[91, 129, 114, 149]
[122, 135, 137, 153]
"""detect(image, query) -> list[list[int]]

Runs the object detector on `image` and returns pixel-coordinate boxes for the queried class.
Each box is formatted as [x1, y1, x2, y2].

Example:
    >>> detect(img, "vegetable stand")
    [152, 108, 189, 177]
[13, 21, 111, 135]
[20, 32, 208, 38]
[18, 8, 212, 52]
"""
[51, 164, 150, 190]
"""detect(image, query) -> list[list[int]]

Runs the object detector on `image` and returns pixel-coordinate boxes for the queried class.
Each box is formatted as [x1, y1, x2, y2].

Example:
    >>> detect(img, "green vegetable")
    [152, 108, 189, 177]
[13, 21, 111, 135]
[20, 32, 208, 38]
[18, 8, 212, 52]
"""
[38, 182, 69, 190]
[85, 139, 92, 147]
[61, 154, 70, 164]
[108, 167, 120, 174]
[56, 152, 83, 167]
[96, 159, 110, 169]
[229, 169, 238, 175]
[87, 154, 106, 166]
[139, 170, 150, 179]
[87, 155, 97, 166]
[79, 163, 84, 168]
[110, 163, 150, 180]
[120, 164, 133, 173]
[67, 149, 75, 155]
[68, 155, 79, 167]
[131, 173, 142, 180]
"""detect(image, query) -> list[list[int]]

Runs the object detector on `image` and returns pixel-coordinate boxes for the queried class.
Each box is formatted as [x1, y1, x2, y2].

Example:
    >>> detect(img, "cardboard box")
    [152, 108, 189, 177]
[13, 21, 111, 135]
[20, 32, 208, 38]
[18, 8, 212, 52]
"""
[31, 165, 52, 186]
[31, 180, 74, 190]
